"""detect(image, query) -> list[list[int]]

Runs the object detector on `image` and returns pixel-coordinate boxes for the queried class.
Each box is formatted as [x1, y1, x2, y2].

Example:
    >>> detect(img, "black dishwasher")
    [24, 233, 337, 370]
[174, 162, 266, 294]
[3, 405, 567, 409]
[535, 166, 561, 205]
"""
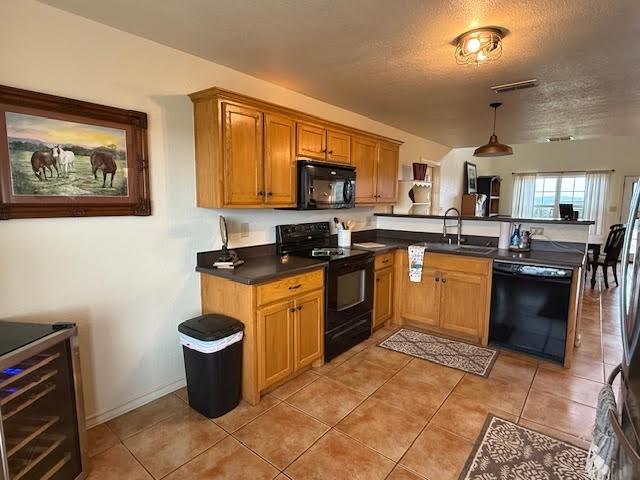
[489, 261, 573, 364]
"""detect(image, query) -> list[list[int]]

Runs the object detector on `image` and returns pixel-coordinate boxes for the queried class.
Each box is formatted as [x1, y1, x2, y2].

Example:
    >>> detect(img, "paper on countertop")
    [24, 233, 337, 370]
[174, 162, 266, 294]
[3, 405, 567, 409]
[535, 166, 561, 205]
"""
[352, 242, 387, 249]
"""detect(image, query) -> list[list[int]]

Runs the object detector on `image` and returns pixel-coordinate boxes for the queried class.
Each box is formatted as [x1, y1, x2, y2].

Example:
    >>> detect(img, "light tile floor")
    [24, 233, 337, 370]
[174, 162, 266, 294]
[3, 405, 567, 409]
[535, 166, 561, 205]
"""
[87, 275, 619, 479]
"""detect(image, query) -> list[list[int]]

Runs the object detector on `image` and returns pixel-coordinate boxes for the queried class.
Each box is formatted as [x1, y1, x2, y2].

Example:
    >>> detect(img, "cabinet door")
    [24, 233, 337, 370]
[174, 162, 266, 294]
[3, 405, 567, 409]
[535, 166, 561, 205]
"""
[399, 254, 440, 327]
[374, 267, 394, 328]
[264, 113, 296, 206]
[326, 130, 351, 164]
[257, 300, 294, 390]
[296, 123, 326, 160]
[376, 141, 399, 203]
[351, 136, 378, 203]
[439, 270, 486, 339]
[222, 103, 264, 206]
[294, 290, 324, 369]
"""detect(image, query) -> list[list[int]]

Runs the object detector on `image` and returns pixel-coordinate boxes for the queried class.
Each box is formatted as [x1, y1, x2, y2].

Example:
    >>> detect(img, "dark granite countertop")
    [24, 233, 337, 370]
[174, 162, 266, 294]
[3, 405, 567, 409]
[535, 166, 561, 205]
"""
[196, 229, 586, 285]
[352, 232, 586, 268]
[196, 253, 327, 285]
[375, 213, 595, 226]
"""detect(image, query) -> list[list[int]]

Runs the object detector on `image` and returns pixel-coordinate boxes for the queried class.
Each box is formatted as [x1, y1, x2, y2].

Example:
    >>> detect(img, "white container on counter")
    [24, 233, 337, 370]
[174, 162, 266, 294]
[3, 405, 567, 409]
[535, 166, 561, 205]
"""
[338, 229, 351, 247]
[498, 222, 511, 249]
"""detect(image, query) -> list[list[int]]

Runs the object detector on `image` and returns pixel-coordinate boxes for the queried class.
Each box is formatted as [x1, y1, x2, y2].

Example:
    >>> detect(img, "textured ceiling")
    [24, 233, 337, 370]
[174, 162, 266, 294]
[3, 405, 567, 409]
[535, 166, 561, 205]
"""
[39, 0, 640, 147]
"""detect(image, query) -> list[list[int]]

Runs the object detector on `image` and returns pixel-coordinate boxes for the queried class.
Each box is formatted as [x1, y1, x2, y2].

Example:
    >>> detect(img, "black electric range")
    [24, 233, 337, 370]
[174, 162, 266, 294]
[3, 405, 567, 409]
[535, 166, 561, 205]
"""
[276, 222, 374, 361]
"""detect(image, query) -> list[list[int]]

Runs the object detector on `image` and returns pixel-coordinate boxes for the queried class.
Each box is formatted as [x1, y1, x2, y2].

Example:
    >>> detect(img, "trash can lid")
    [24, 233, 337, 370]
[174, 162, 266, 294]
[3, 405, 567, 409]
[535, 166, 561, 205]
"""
[178, 314, 244, 342]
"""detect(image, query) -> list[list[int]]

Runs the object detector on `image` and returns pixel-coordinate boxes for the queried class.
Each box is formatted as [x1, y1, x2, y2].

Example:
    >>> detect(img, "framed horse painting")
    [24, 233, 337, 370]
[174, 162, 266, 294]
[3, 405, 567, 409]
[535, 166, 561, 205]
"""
[0, 84, 150, 219]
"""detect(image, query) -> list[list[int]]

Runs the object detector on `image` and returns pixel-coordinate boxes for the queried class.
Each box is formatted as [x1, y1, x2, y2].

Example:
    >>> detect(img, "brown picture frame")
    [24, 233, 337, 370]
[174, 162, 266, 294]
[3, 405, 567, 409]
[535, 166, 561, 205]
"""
[0, 84, 150, 220]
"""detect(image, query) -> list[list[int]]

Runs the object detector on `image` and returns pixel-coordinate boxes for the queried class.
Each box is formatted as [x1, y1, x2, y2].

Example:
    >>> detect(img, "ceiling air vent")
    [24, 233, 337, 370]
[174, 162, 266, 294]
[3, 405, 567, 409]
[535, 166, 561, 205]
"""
[491, 79, 538, 93]
[546, 135, 574, 142]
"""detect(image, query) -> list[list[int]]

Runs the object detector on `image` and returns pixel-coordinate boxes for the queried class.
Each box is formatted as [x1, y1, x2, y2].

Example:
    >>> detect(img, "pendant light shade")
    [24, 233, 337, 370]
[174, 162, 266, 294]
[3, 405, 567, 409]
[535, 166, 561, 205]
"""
[473, 103, 513, 157]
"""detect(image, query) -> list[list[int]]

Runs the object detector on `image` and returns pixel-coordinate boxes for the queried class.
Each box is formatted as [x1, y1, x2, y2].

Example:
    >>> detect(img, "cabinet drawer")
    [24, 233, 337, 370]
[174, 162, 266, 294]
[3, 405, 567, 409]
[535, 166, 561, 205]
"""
[256, 269, 323, 306]
[424, 253, 490, 276]
[375, 252, 394, 270]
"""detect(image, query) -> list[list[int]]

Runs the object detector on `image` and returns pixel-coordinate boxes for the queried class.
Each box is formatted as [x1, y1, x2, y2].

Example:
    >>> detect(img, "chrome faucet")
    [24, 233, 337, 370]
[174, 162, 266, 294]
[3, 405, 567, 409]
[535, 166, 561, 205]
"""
[443, 207, 462, 245]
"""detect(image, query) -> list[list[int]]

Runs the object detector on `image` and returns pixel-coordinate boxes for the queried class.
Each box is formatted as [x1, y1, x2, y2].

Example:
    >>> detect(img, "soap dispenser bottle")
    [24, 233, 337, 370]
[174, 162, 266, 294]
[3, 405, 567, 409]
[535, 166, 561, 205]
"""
[510, 223, 522, 248]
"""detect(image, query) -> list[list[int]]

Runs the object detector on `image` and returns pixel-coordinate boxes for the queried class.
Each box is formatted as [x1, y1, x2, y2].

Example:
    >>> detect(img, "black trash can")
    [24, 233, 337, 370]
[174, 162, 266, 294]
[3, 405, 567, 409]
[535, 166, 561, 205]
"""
[178, 314, 244, 418]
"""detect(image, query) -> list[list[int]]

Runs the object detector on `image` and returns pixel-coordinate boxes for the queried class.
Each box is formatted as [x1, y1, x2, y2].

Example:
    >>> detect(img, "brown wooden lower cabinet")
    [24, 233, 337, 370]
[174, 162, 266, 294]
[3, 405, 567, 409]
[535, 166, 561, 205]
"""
[257, 299, 295, 390]
[396, 251, 491, 345]
[293, 290, 324, 369]
[257, 289, 323, 390]
[373, 266, 394, 329]
[201, 269, 324, 405]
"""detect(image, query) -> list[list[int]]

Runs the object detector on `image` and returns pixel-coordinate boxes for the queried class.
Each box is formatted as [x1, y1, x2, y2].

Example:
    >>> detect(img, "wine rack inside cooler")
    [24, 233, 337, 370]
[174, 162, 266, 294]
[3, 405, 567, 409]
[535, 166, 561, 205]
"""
[1, 339, 83, 480]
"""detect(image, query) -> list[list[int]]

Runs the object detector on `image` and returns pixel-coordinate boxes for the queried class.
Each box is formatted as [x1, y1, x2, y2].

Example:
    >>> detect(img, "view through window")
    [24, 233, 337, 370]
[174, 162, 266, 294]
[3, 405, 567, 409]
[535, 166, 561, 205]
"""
[533, 174, 585, 218]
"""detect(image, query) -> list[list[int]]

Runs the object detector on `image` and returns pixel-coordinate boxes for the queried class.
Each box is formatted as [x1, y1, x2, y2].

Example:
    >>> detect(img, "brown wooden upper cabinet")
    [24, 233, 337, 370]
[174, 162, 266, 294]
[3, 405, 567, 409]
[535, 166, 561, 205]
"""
[264, 113, 296, 206]
[222, 103, 264, 206]
[351, 137, 399, 204]
[296, 122, 351, 164]
[221, 104, 296, 207]
[190, 87, 401, 209]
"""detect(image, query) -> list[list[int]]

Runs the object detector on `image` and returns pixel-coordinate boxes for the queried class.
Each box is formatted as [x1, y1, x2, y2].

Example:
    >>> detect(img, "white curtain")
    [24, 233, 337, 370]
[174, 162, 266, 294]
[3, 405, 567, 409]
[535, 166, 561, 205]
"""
[583, 172, 610, 243]
[511, 173, 536, 218]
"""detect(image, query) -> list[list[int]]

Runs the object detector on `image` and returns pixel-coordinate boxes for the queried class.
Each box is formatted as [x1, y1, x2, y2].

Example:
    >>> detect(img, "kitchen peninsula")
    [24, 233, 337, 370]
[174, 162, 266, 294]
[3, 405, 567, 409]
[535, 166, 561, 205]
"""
[197, 218, 592, 405]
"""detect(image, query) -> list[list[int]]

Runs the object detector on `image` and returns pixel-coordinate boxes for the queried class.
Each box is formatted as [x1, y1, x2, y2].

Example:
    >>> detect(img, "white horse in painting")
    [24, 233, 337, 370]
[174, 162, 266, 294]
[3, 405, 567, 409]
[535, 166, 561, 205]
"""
[52, 145, 75, 177]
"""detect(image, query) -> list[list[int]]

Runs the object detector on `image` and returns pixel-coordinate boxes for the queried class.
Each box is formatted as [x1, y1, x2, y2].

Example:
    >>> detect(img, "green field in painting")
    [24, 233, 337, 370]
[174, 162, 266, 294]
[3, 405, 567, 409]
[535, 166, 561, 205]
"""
[10, 150, 128, 196]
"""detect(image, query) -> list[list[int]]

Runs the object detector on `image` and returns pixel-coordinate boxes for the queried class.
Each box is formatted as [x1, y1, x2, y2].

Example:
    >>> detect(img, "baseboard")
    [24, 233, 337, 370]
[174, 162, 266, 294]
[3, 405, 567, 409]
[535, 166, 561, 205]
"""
[85, 378, 186, 428]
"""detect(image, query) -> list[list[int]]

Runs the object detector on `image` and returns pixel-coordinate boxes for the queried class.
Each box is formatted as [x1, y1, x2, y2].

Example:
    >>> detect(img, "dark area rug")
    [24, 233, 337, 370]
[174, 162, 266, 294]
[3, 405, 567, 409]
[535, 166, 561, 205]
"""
[378, 328, 498, 377]
[460, 415, 589, 480]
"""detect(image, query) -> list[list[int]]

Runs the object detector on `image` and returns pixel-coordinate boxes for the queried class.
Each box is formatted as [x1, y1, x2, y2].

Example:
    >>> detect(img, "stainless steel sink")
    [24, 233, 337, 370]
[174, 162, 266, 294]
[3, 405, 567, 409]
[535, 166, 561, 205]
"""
[417, 242, 496, 255]
[455, 245, 497, 255]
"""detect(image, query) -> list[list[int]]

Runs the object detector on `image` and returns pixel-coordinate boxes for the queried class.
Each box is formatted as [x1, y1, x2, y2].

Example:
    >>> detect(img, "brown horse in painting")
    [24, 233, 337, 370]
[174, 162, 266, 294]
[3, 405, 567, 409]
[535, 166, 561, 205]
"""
[31, 150, 59, 181]
[90, 150, 117, 188]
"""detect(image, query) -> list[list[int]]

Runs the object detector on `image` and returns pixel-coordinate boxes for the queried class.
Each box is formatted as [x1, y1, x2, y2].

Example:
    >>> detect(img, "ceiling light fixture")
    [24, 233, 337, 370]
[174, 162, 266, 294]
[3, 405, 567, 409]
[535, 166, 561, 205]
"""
[473, 103, 513, 157]
[546, 135, 575, 142]
[454, 27, 505, 65]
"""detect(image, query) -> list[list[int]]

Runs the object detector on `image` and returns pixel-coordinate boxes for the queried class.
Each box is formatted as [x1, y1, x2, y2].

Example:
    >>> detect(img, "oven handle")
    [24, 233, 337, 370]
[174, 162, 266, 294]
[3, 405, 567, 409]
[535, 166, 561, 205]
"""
[336, 257, 374, 272]
[607, 364, 640, 465]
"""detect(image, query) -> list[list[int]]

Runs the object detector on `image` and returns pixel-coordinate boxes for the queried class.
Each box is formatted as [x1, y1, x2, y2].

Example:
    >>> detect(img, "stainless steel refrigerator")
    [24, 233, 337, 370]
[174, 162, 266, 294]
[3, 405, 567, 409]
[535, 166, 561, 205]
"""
[614, 184, 640, 477]
[0, 322, 87, 480]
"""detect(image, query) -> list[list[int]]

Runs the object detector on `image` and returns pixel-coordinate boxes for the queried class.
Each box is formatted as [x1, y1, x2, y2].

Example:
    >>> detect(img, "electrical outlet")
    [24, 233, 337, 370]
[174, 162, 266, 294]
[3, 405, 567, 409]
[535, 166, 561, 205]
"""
[240, 222, 250, 238]
[366, 216, 373, 227]
[531, 227, 544, 236]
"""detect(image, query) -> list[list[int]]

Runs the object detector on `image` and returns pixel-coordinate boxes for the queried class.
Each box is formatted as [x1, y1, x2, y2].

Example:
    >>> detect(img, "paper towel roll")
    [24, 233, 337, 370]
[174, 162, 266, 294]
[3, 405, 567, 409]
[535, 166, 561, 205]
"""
[498, 222, 511, 249]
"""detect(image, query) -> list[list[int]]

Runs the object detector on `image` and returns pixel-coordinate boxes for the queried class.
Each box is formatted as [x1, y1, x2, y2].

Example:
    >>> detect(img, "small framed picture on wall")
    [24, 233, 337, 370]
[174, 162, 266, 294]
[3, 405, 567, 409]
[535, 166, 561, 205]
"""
[465, 161, 478, 194]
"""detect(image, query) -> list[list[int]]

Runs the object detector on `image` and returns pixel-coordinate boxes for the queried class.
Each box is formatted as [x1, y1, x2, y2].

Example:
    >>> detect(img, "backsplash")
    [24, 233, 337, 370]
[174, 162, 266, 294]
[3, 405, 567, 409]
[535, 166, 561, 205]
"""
[208, 206, 389, 250]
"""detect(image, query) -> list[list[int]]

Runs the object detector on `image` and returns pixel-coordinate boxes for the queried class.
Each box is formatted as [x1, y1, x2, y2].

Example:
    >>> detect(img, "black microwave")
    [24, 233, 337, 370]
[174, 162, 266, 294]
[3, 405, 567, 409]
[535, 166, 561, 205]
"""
[297, 160, 355, 209]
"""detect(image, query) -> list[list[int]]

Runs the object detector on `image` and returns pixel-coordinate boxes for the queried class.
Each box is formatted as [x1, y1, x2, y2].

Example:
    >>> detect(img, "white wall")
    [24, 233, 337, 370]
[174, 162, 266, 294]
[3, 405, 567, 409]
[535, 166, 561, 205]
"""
[437, 138, 640, 229]
[0, 1, 450, 425]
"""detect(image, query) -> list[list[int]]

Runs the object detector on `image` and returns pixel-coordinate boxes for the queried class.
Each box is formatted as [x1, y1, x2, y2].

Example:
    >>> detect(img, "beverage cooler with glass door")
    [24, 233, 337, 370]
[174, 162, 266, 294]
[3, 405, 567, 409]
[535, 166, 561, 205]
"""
[0, 322, 87, 480]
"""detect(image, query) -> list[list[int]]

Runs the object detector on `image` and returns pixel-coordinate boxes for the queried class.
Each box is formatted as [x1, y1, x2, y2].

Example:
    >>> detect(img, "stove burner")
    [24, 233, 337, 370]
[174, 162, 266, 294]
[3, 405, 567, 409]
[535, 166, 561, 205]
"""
[310, 248, 345, 257]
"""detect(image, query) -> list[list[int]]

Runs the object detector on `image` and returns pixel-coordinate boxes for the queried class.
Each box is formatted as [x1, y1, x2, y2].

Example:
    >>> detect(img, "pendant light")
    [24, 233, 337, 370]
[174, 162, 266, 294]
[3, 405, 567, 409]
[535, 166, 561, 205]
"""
[473, 102, 513, 157]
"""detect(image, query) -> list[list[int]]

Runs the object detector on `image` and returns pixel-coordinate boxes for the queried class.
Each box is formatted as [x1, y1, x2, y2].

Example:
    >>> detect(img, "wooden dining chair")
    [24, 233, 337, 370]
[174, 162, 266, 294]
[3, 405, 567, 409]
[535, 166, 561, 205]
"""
[590, 225, 626, 288]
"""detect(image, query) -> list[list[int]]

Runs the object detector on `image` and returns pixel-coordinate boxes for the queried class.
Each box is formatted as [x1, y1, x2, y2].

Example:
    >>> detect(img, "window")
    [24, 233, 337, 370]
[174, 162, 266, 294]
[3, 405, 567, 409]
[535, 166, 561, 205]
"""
[533, 174, 585, 219]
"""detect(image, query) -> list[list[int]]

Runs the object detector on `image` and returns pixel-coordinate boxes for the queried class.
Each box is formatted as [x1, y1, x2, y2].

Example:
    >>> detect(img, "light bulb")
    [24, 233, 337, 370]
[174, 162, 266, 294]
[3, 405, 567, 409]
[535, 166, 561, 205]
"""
[466, 37, 481, 53]
[476, 51, 487, 62]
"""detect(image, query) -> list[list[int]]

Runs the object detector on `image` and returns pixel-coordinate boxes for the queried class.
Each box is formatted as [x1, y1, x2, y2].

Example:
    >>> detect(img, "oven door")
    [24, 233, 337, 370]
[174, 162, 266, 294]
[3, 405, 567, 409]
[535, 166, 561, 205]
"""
[326, 256, 374, 332]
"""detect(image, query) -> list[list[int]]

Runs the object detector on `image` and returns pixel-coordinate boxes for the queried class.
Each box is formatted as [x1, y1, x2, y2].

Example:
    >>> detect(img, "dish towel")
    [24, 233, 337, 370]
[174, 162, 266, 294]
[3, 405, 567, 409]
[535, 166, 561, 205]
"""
[586, 384, 618, 480]
[408, 245, 426, 282]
